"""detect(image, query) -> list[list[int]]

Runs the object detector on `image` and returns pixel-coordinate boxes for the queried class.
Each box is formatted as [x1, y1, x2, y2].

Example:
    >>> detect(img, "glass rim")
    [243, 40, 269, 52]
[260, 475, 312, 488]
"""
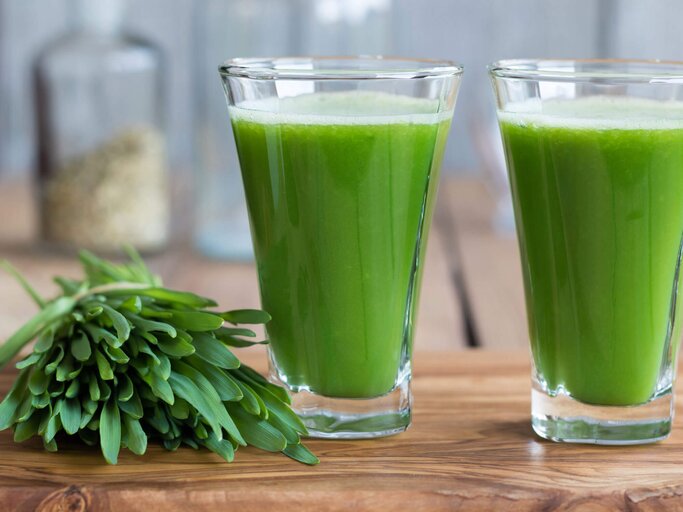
[219, 56, 463, 80]
[488, 58, 683, 83]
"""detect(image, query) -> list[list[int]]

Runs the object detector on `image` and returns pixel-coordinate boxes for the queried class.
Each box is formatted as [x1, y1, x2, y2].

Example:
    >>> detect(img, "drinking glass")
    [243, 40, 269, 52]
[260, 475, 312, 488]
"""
[220, 57, 461, 438]
[490, 59, 683, 444]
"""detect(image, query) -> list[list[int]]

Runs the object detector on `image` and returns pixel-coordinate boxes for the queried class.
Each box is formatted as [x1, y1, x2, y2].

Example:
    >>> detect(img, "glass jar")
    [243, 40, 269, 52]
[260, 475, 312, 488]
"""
[192, 0, 393, 260]
[34, 0, 170, 253]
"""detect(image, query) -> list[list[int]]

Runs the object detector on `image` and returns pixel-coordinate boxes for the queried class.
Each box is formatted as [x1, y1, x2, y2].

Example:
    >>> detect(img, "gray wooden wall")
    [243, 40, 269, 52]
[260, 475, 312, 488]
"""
[1, 0, 682, 177]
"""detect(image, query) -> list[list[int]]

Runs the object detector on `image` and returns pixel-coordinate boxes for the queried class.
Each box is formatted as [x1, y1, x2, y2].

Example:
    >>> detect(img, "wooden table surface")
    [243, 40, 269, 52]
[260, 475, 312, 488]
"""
[3, 177, 682, 510]
[438, 178, 527, 349]
[2, 350, 683, 511]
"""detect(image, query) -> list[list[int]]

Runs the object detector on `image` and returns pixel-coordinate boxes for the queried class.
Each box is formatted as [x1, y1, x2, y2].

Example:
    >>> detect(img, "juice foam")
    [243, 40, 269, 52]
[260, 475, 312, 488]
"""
[230, 91, 452, 126]
[499, 96, 683, 130]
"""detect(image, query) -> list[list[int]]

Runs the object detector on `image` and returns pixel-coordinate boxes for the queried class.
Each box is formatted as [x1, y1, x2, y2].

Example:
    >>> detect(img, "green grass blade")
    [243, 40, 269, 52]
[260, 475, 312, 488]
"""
[170, 311, 224, 332]
[1, 260, 45, 307]
[171, 361, 245, 445]
[28, 368, 50, 395]
[219, 309, 271, 325]
[14, 412, 42, 442]
[95, 349, 114, 380]
[283, 443, 320, 465]
[186, 355, 242, 402]
[0, 369, 31, 430]
[118, 392, 143, 420]
[203, 432, 235, 462]
[60, 397, 81, 435]
[15, 353, 41, 370]
[192, 332, 240, 370]
[100, 399, 121, 464]
[123, 414, 147, 455]
[70, 331, 92, 362]
[0, 297, 75, 369]
[100, 304, 132, 342]
[228, 404, 286, 452]
[168, 371, 223, 441]
[157, 336, 195, 358]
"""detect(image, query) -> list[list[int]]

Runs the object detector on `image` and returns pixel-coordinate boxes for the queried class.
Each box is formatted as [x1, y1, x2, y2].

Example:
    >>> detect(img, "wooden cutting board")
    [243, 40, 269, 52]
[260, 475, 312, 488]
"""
[1, 350, 683, 511]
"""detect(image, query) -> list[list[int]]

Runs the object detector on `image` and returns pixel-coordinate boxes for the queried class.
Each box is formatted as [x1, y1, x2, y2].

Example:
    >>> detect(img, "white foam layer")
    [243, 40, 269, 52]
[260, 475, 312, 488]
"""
[499, 96, 683, 130]
[229, 91, 452, 126]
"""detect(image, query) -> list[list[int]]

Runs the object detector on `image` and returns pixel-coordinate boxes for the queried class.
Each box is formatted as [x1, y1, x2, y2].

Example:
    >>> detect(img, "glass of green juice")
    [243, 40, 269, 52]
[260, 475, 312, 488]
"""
[490, 59, 683, 444]
[219, 57, 462, 438]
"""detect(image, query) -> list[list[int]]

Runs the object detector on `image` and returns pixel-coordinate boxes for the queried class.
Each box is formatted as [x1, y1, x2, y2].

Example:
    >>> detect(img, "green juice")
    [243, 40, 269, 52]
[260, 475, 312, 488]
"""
[500, 97, 683, 406]
[230, 92, 451, 399]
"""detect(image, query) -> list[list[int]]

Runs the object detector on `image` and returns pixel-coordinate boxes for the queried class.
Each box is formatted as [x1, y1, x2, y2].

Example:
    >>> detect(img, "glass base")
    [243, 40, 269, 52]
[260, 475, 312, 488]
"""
[290, 380, 411, 439]
[531, 382, 673, 445]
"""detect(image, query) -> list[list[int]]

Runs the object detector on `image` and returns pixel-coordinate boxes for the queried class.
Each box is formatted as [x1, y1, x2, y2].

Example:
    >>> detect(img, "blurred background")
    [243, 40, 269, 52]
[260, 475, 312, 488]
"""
[0, 0, 681, 348]
[4, 0, 683, 176]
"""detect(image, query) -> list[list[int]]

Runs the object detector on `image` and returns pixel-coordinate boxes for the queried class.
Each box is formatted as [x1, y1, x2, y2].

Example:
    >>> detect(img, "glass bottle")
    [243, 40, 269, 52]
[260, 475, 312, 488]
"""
[34, 0, 170, 253]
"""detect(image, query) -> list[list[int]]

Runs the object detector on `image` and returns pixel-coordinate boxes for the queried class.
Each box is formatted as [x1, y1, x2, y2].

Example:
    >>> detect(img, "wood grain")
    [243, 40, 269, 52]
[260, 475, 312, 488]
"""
[1, 350, 683, 510]
[439, 178, 528, 349]
[0, 179, 466, 349]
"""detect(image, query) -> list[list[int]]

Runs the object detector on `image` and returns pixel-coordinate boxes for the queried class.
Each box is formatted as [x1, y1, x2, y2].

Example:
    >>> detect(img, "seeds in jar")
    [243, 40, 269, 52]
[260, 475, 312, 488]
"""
[42, 126, 170, 252]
